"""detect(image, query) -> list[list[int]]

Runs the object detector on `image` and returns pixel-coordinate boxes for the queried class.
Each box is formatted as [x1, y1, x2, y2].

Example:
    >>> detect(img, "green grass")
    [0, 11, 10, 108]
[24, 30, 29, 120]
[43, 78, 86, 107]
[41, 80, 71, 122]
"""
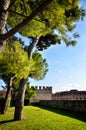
[0, 106, 86, 130]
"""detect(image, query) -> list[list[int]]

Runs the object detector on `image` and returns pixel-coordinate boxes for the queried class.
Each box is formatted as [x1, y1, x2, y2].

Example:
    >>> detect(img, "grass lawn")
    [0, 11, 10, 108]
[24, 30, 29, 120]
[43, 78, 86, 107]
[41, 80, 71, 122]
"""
[0, 106, 86, 130]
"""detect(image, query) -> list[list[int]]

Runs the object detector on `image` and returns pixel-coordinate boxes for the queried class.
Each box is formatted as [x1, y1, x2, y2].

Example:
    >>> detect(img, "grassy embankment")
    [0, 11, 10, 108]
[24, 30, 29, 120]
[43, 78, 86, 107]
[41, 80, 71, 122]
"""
[0, 106, 86, 130]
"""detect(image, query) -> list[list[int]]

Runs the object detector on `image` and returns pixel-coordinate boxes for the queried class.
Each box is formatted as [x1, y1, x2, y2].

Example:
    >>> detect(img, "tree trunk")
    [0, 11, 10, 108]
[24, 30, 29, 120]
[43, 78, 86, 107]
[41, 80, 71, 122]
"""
[14, 37, 39, 120]
[28, 37, 39, 59]
[1, 74, 13, 114]
[0, 0, 11, 53]
[14, 78, 27, 120]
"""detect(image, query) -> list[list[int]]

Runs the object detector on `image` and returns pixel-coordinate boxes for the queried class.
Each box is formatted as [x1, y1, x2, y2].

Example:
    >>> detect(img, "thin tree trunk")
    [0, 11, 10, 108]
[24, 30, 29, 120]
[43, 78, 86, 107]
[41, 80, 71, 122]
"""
[14, 78, 27, 120]
[28, 37, 39, 59]
[0, 0, 11, 53]
[1, 74, 13, 114]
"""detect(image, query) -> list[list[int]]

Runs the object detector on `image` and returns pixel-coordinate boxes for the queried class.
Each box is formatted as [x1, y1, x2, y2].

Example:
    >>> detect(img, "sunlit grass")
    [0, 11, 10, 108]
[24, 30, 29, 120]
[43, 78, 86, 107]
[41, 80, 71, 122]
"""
[0, 106, 86, 130]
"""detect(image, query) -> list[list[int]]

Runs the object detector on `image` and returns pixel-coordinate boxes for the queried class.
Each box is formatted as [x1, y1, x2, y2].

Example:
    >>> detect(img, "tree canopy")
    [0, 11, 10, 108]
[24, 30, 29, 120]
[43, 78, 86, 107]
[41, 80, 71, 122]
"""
[0, 41, 32, 79]
[0, 38, 48, 115]
[8, 0, 85, 38]
[25, 82, 37, 101]
[0, 40, 48, 87]
[30, 50, 48, 80]
[0, 0, 86, 52]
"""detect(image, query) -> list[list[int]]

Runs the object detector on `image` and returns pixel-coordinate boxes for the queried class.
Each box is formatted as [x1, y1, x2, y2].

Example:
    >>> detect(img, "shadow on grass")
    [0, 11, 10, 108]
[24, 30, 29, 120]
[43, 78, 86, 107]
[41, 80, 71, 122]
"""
[37, 106, 86, 122]
[0, 119, 14, 124]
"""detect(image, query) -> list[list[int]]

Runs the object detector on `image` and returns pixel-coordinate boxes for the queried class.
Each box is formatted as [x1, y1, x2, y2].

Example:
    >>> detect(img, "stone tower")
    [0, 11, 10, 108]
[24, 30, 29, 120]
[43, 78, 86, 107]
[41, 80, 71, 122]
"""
[30, 86, 52, 103]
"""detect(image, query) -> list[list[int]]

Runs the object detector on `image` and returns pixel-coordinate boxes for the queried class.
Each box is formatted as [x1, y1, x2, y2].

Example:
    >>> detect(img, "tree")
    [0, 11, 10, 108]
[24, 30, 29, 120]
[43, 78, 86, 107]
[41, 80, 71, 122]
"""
[0, 40, 32, 114]
[0, 0, 86, 52]
[0, 38, 48, 119]
[0, 0, 86, 120]
[25, 82, 37, 104]
[14, 49, 48, 120]
[24, 48, 48, 80]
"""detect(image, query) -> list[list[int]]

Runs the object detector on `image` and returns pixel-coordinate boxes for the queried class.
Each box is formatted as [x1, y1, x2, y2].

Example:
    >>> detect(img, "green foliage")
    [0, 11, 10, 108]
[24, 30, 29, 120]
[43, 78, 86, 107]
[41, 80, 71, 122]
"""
[36, 33, 61, 51]
[0, 95, 5, 100]
[24, 45, 48, 80]
[8, 0, 86, 43]
[8, 0, 52, 37]
[29, 50, 48, 80]
[0, 40, 48, 89]
[8, 0, 32, 27]
[25, 82, 37, 100]
[20, 20, 52, 37]
[0, 41, 33, 79]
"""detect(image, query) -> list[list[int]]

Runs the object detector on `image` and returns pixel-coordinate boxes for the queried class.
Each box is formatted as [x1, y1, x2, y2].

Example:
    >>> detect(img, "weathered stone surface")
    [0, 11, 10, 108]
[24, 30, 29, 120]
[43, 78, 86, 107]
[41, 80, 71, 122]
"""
[40, 100, 86, 113]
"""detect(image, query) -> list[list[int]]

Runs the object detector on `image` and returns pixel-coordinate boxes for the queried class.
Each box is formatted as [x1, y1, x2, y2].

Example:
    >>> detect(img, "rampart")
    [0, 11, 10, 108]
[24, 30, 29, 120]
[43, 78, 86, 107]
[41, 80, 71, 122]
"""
[52, 90, 86, 100]
[39, 100, 86, 113]
[30, 86, 52, 103]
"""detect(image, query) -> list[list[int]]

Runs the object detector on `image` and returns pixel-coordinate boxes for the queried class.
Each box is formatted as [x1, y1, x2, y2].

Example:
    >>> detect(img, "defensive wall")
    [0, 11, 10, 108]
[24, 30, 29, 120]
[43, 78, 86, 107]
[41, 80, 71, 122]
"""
[30, 86, 52, 103]
[39, 100, 86, 113]
[52, 90, 86, 100]
[30, 88, 86, 113]
[0, 88, 86, 113]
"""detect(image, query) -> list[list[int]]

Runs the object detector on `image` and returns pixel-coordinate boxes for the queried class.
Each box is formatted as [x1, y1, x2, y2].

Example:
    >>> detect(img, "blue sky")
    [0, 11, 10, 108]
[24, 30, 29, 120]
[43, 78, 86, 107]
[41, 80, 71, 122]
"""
[0, 1, 86, 93]
[30, 17, 86, 93]
[30, 1, 86, 93]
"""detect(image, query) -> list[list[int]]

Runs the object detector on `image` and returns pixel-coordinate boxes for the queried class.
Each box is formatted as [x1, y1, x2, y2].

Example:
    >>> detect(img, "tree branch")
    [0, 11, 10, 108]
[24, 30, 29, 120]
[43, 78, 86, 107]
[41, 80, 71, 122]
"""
[21, 0, 27, 14]
[28, 37, 39, 59]
[6, 0, 16, 11]
[2, 0, 52, 40]
[9, 9, 27, 18]
[9, 9, 46, 24]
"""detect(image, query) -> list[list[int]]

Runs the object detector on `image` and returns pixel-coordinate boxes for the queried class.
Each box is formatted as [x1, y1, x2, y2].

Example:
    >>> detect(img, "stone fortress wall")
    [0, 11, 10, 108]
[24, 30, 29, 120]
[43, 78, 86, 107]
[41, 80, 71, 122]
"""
[30, 88, 86, 113]
[31, 88, 86, 103]
[30, 86, 52, 103]
[0, 87, 86, 113]
[52, 90, 86, 100]
[0, 87, 86, 101]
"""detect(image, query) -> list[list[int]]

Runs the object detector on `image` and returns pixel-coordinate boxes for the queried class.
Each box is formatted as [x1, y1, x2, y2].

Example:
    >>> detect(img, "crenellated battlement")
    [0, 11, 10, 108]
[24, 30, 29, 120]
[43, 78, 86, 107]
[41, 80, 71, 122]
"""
[35, 86, 52, 91]
[30, 86, 52, 103]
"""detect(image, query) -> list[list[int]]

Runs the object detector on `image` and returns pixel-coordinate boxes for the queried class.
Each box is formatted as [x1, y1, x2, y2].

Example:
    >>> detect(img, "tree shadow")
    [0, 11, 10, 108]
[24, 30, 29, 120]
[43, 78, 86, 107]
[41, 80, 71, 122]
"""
[37, 106, 86, 122]
[0, 119, 14, 124]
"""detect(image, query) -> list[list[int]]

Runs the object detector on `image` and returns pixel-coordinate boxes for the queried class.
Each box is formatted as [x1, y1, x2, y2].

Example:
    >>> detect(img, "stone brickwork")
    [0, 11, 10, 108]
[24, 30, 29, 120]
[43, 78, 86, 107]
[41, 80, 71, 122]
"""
[0, 90, 6, 97]
[30, 86, 52, 103]
[40, 100, 86, 113]
[52, 90, 86, 100]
